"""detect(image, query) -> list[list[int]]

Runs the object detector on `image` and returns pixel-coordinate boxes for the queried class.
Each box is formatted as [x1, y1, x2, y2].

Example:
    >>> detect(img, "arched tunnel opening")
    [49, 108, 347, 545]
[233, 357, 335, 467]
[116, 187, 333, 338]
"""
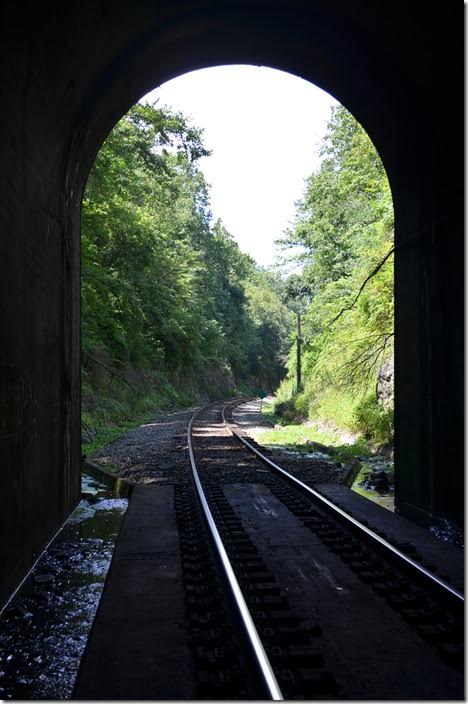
[0, 2, 462, 699]
[80, 63, 396, 507]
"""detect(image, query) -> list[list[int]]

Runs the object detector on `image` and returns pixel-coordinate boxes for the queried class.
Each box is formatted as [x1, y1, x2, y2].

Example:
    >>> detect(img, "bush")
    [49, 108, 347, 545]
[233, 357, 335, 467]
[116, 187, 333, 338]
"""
[294, 392, 310, 418]
[352, 393, 393, 441]
[274, 376, 296, 404]
[274, 398, 300, 422]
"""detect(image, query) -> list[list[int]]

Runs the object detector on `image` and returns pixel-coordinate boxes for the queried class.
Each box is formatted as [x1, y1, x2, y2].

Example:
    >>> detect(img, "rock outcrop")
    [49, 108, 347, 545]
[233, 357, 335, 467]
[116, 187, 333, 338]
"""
[377, 356, 394, 410]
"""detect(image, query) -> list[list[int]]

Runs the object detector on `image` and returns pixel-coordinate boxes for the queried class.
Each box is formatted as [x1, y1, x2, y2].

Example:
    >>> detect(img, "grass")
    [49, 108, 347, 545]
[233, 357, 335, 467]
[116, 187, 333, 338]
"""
[258, 399, 279, 425]
[257, 401, 372, 461]
[258, 402, 395, 512]
[311, 388, 358, 432]
[82, 410, 161, 457]
[81, 375, 193, 457]
[81, 371, 252, 458]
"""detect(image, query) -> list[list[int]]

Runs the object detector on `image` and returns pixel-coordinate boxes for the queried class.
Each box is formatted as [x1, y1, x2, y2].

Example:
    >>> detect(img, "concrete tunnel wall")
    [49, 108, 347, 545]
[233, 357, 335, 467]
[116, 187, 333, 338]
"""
[0, 1, 463, 608]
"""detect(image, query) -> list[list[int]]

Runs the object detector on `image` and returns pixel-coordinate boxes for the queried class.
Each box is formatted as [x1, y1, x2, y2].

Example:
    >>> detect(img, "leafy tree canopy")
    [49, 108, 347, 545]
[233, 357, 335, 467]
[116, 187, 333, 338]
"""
[277, 105, 394, 438]
[82, 103, 293, 397]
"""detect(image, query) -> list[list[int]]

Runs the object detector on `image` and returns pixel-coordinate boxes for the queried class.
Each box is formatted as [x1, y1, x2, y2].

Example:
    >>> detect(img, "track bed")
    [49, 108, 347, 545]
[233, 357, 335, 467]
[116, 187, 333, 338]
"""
[74, 400, 463, 700]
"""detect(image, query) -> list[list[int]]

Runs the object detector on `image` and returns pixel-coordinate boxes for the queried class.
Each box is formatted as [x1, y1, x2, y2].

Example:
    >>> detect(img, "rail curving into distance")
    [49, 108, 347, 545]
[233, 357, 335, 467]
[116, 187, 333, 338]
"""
[187, 403, 284, 701]
[222, 399, 464, 611]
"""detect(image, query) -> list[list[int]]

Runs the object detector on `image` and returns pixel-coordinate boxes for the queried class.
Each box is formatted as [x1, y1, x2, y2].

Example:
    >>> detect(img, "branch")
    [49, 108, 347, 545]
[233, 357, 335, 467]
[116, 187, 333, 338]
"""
[157, 263, 181, 283]
[325, 247, 394, 329]
[336, 332, 393, 388]
[346, 331, 394, 344]
[83, 350, 137, 391]
[81, 419, 93, 441]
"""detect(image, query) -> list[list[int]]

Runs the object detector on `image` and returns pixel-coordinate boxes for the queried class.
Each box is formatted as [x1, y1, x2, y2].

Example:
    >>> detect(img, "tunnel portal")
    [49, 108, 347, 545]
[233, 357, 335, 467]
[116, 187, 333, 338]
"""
[0, 1, 463, 607]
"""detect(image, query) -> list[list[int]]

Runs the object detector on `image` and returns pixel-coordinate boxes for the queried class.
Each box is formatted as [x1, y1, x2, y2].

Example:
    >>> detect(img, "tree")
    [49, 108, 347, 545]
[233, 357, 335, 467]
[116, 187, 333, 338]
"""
[82, 102, 291, 400]
[277, 105, 394, 436]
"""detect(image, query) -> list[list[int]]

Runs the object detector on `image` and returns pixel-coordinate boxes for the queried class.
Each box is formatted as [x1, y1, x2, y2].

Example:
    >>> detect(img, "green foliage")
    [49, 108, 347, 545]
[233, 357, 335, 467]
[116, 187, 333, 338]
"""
[352, 394, 393, 442]
[81, 368, 191, 455]
[82, 101, 293, 441]
[274, 398, 301, 423]
[308, 388, 357, 431]
[277, 105, 394, 442]
[256, 419, 372, 458]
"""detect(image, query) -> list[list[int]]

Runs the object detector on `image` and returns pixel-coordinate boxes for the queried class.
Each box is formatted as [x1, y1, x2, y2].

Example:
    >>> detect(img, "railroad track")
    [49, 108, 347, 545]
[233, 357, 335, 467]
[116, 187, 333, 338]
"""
[182, 399, 463, 700]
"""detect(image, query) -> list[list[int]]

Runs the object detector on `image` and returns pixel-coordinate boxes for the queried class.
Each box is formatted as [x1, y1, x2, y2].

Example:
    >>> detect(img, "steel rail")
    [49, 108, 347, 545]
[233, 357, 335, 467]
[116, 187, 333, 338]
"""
[222, 401, 464, 609]
[187, 404, 284, 701]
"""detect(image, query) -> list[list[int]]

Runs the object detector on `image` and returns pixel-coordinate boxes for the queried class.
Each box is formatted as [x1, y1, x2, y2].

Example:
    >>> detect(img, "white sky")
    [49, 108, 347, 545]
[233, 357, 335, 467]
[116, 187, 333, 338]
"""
[142, 65, 338, 267]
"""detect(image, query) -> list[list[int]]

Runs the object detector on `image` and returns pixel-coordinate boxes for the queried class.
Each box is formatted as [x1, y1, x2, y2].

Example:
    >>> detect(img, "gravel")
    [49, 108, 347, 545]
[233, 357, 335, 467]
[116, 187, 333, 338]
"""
[90, 406, 200, 483]
[232, 400, 350, 485]
[91, 400, 350, 486]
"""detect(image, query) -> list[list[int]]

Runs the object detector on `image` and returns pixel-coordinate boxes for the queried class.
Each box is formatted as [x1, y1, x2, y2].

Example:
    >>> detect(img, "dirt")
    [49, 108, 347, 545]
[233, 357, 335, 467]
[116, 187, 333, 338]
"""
[90, 406, 200, 483]
[91, 399, 348, 487]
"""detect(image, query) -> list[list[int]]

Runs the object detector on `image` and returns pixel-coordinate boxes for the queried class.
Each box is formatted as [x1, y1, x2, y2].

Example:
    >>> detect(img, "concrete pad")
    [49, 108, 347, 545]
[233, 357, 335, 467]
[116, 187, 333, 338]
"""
[315, 483, 464, 589]
[73, 484, 195, 700]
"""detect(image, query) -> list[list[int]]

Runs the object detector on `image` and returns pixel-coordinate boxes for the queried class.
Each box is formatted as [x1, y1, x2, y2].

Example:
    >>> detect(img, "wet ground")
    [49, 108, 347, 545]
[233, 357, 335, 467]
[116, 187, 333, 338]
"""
[429, 518, 464, 549]
[0, 473, 127, 700]
[351, 455, 395, 511]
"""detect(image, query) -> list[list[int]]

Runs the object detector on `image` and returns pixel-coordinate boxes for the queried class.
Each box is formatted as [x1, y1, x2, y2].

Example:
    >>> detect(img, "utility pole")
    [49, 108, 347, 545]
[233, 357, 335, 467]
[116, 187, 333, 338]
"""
[296, 313, 302, 394]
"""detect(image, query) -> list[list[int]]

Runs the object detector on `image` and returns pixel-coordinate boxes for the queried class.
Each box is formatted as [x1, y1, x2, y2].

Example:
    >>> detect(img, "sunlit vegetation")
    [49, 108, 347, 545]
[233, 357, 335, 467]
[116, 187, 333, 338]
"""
[276, 105, 394, 444]
[258, 400, 371, 458]
[81, 103, 293, 450]
[81, 99, 393, 455]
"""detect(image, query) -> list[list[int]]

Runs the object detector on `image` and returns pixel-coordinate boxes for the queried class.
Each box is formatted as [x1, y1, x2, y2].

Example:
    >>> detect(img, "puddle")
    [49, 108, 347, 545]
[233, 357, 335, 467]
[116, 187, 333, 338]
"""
[351, 456, 395, 511]
[0, 472, 127, 700]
